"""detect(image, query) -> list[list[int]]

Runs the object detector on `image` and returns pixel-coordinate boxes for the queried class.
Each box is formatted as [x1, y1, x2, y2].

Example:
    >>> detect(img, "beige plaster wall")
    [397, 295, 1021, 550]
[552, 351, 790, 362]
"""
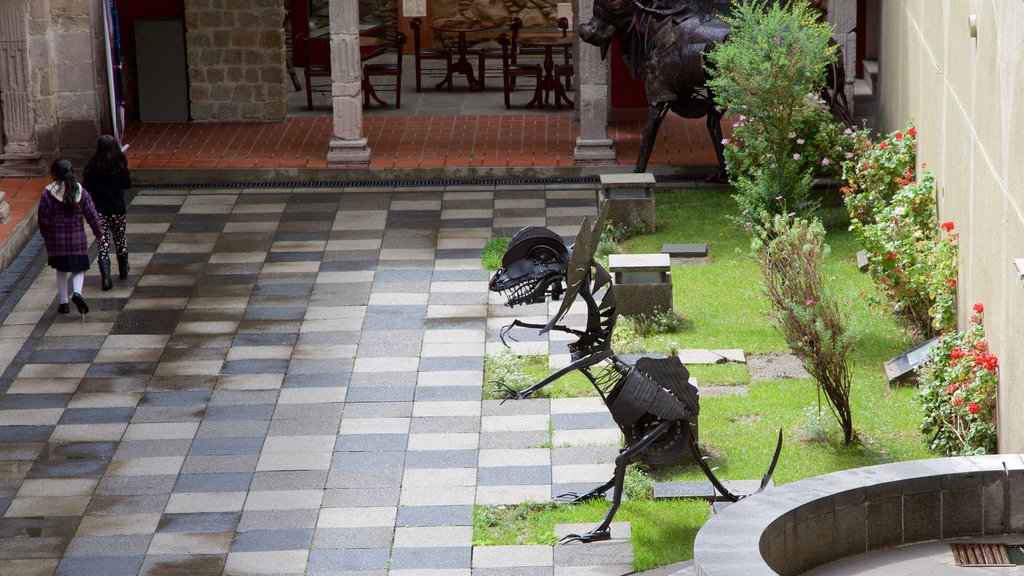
[876, 1, 1024, 453]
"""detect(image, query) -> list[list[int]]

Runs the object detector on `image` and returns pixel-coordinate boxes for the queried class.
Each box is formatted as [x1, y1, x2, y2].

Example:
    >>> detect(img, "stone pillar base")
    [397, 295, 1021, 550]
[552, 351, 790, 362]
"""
[0, 153, 44, 177]
[573, 137, 617, 163]
[326, 137, 372, 165]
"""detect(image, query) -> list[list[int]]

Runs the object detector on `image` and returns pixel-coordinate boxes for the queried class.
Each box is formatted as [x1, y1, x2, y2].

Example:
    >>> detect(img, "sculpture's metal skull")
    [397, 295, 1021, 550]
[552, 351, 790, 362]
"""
[489, 226, 569, 307]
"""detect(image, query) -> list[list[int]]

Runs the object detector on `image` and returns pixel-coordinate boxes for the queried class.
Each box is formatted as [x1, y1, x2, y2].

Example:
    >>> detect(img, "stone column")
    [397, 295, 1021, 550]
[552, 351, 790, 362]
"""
[572, 0, 616, 163]
[326, 0, 372, 164]
[0, 0, 43, 176]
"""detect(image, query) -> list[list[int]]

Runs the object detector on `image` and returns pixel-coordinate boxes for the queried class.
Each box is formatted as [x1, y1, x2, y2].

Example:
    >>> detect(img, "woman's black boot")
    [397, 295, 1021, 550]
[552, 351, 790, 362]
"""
[117, 253, 130, 279]
[99, 258, 112, 291]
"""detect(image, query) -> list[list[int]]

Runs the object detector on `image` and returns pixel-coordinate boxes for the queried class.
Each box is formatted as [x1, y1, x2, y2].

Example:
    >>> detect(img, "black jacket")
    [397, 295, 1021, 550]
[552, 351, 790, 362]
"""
[82, 163, 132, 215]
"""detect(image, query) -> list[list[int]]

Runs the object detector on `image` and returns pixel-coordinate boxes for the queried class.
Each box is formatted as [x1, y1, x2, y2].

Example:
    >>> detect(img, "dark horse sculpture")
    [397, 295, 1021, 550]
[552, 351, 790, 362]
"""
[489, 206, 782, 543]
[579, 0, 853, 176]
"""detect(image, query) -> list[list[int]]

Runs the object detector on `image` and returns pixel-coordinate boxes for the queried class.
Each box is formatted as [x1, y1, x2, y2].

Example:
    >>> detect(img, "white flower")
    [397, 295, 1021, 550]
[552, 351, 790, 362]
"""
[788, 132, 797, 139]
[721, 138, 730, 145]
[821, 158, 831, 166]
[792, 153, 801, 160]
[796, 138, 804, 145]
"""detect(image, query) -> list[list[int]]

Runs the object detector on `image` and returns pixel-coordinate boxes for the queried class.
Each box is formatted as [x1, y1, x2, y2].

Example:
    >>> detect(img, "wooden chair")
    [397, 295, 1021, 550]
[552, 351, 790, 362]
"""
[476, 17, 522, 89]
[410, 17, 452, 92]
[555, 17, 574, 95]
[363, 33, 407, 109]
[296, 34, 331, 110]
[497, 33, 541, 109]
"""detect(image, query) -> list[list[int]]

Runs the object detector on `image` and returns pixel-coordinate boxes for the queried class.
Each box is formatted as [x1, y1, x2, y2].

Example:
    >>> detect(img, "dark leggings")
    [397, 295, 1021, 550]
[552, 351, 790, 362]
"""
[97, 213, 127, 260]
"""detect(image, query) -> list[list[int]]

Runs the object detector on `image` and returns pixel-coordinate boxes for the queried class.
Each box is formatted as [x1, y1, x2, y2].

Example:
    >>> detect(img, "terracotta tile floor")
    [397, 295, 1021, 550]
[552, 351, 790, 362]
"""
[121, 114, 720, 170]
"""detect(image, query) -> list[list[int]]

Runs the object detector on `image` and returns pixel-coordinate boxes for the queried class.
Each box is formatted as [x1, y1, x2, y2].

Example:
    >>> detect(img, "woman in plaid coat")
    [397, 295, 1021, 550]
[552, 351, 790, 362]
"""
[37, 158, 104, 316]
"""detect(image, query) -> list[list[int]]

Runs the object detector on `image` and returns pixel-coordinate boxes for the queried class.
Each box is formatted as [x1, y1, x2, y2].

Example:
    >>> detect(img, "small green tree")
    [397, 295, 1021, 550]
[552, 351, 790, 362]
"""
[753, 216, 855, 444]
[707, 0, 841, 225]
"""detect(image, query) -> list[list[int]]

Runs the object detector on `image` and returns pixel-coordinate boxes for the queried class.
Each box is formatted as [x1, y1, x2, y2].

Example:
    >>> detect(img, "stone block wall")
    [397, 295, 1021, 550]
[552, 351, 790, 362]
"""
[184, 0, 288, 122]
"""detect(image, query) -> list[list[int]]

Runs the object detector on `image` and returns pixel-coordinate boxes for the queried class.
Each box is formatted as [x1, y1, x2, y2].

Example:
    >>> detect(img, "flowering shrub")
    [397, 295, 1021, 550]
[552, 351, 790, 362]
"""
[841, 121, 917, 226]
[917, 304, 998, 455]
[707, 0, 842, 226]
[842, 122, 958, 337]
[855, 172, 957, 336]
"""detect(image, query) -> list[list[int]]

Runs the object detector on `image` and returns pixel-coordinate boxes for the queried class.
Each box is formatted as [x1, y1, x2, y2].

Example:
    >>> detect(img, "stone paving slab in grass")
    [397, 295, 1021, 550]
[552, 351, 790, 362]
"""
[746, 353, 810, 380]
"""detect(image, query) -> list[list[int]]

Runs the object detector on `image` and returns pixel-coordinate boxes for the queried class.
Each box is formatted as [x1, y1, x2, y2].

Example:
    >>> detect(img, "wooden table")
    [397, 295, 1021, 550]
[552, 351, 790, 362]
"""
[359, 36, 387, 61]
[430, 20, 493, 91]
[517, 36, 574, 108]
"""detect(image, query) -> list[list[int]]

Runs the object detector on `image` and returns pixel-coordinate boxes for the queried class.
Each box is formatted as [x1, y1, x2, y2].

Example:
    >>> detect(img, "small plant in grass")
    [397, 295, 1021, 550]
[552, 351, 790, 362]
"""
[596, 219, 650, 263]
[621, 309, 691, 338]
[481, 237, 509, 271]
[796, 405, 835, 444]
[753, 215, 855, 444]
[917, 304, 998, 456]
[484, 348, 533, 397]
[707, 0, 844, 225]
[624, 464, 654, 502]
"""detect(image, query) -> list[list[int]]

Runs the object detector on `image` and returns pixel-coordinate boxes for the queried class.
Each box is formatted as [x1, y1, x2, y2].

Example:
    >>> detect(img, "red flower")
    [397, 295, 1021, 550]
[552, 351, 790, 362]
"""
[974, 340, 989, 353]
[894, 132, 904, 140]
[941, 222, 955, 232]
[947, 279, 957, 288]
[887, 252, 897, 260]
[950, 348, 965, 361]
[907, 127, 917, 137]
[973, 303, 984, 314]
[953, 397, 965, 406]
[946, 383, 957, 395]
[968, 402, 980, 415]
[862, 163, 869, 171]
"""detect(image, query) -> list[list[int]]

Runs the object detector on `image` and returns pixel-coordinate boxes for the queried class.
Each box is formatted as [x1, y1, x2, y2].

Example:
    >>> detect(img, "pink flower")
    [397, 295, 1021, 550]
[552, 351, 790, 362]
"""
[821, 158, 830, 166]
[793, 153, 801, 160]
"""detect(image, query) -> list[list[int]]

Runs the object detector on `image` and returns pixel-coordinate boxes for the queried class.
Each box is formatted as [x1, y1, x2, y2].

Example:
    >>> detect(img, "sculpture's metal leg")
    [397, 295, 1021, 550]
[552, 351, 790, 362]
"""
[555, 478, 614, 504]
[559, 420, 675, 544]
[705, 108, 727, 183]
[688, 428, 783, 502]
[635, 102, 670, 173]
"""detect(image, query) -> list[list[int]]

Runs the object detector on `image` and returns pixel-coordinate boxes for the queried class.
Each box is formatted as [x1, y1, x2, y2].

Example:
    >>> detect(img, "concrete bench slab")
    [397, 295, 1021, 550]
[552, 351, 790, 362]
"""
[662, 243, 709, 258]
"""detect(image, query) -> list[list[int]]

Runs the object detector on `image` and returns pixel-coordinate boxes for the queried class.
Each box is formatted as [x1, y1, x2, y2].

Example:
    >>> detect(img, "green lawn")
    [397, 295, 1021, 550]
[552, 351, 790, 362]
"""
[476, 187, 934, 571]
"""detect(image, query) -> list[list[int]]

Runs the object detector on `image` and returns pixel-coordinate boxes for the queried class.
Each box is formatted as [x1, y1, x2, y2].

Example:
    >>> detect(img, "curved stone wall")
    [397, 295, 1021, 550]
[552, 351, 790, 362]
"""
[693, 455, 1024, 576]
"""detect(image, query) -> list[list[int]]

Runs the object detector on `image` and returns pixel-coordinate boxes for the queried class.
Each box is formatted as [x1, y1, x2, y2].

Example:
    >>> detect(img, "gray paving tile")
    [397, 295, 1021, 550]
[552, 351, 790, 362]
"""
[330, 451, 405, 469]
[478, 466, 552, 486]
[322, 487, 401, 507]
[282, 372, 351, 388]
[334, 434, 409, 452]
[343, 386, 416, 403]
[418, 356, 483, 371]
[157, 512, 241, 533]
[307, 548, 390, 571]
[395, 505, 474, 527]
[188, 437, 264, 456]
[237, 509, 319, 531]
[86, 495, 170, 515]
[325, 468, 403, 489]
[173, 472, 253, 493]
[414, 386, 482, 402]
[96, 476, 178, 496]
[403, 450, 478, 469]
[63, 534, 152, 556]
[311, 526, 393, 549]
[551, 412, 617, 431]
[347, 371, 418, 387]
[479, 431, 550, 450]
[138, 553, 226, 575]
[195, 420, 269, 438]
[55, 555, 144, 576]
[389, 546, 472, 569]
[250, 470, 328, 491]
[229, 529, 314, 552]
[409, 416, 480, 434]
[180, 455, 258, 474]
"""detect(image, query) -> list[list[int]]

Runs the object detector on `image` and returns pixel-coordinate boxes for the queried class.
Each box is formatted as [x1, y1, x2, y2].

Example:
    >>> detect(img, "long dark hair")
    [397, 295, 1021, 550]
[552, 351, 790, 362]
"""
[50, 158, 79, 213]
[88, 134, 127, 175]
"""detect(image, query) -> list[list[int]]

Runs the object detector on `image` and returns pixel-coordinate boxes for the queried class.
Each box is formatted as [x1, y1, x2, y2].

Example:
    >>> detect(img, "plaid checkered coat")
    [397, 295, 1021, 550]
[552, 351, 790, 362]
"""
[37, 182, 104, 258]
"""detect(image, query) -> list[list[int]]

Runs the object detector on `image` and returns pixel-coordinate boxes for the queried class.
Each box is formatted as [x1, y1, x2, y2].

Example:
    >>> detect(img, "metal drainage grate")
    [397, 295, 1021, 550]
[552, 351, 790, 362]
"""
[950, 543, 1020, 567]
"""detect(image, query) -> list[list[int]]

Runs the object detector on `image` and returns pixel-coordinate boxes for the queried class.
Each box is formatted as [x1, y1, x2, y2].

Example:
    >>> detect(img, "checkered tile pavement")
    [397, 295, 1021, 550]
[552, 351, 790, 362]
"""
[0, 183, 636, 575]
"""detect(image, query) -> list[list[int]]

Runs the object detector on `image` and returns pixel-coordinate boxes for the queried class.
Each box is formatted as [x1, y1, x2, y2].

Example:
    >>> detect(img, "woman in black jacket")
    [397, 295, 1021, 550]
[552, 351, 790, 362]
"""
[83, 134, 132, 290]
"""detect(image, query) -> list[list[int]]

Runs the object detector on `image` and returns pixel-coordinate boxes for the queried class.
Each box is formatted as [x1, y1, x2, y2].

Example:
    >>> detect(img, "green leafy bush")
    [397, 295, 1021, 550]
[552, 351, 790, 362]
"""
[753, 216, 855, 444]
[841, 124, 957, 337]
[917, 304, 998, 455]
[707, 0, 842, 224]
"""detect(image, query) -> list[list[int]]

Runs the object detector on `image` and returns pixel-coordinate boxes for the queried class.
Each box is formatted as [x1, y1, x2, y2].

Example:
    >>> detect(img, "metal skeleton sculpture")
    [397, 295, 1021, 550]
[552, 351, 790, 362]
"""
[578, 0, 853, 177]
[488, 207, 782, 543]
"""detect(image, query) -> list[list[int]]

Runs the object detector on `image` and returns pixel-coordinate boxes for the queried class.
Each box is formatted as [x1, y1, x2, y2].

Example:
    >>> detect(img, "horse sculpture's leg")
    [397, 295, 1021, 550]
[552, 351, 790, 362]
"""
[635, 102, 670, 173]
[705, 107, 728, 182]
[560, 419, 676, 543]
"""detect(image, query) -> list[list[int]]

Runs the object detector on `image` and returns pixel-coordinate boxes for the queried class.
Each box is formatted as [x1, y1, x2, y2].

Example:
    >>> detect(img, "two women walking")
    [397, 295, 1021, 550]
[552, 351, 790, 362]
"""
[38, 135, 132, 318]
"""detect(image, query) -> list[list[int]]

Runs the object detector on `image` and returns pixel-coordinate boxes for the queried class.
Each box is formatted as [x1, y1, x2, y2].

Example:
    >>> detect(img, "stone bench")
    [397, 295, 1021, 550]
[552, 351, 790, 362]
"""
[608, 253, 672, 316]
[597, 173, 656, 232]
[693, 455, 1024, 576]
